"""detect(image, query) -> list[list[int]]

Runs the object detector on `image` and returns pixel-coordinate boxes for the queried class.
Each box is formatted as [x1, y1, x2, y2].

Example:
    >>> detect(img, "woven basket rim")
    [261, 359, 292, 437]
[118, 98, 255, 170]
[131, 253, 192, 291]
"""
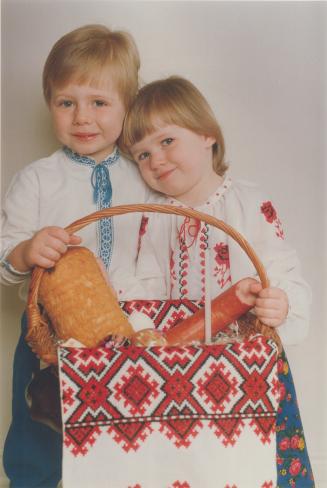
[26, 204, 280, 363]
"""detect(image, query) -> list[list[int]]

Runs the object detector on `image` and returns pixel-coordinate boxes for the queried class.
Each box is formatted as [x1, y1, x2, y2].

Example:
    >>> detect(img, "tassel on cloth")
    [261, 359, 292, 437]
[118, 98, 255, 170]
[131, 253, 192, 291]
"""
[91, 163, 112, 207]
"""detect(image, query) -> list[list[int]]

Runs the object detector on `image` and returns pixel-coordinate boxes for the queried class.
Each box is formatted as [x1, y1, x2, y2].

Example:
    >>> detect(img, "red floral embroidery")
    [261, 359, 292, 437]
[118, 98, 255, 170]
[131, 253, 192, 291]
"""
[170, 250, 177, 293]
[137, 215, 149, 253]
[213, 242, 231, 288]
[178, 217, 201, 248]
[139, 215, 149, 236]
[214, 242, 230, 266]
[261, 201, 277, 223]
[260, 201, 285, 239]
[176, 240, 190, 298]
[171, 482, 191, 488]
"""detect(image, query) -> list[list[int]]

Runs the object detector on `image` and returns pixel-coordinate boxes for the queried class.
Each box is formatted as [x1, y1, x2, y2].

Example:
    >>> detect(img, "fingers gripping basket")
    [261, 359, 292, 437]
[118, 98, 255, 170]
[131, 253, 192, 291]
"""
[26, 204, 281, 363]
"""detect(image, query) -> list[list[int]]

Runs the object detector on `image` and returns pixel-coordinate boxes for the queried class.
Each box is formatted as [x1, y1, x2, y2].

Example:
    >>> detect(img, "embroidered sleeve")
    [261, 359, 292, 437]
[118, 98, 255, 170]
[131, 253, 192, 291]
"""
[250, 194, 311, 344]
[260, 201, 284, 239]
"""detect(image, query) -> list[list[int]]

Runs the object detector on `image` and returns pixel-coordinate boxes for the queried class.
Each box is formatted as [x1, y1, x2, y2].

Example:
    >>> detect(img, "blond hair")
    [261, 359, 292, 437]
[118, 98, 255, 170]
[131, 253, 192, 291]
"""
[43, 24, 140, 109]
[120, 76, 228, 176]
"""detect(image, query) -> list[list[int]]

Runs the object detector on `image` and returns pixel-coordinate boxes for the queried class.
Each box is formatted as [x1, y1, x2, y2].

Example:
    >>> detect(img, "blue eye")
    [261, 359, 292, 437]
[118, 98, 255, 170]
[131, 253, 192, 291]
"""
[94, 100, 107, 107]
[138, 152, 150, 162]
[59, 100, 73, 108]
[162, 137, 173, 146]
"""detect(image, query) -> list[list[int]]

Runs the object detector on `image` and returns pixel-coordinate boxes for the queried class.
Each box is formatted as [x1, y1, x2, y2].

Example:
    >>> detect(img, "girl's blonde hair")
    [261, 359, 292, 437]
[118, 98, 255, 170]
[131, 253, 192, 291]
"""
[120, 76, 228, 176]
[43, 24, 140, 109]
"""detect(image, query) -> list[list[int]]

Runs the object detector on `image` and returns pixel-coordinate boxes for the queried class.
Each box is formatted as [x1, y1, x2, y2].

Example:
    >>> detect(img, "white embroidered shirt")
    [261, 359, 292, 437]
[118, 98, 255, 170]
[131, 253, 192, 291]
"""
[0, 147, 152, 300]
[133, 177, 311, 345]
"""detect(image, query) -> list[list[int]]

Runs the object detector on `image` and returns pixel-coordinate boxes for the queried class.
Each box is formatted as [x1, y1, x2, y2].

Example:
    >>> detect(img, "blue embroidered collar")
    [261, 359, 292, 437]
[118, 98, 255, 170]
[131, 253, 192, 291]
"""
[63, 145, 120, 167]
[63, 146, 120, 270]
[63, 146, 120, 205]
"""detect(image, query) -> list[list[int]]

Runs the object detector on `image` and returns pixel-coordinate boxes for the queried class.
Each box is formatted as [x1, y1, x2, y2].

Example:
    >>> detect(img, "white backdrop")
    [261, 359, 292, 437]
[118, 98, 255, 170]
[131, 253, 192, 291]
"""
[1, 1, 326, 486]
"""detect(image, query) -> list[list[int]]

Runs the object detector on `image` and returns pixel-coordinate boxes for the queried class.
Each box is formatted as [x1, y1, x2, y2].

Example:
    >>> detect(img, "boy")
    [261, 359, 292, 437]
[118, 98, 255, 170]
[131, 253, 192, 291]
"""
[1, 24, 152, 487]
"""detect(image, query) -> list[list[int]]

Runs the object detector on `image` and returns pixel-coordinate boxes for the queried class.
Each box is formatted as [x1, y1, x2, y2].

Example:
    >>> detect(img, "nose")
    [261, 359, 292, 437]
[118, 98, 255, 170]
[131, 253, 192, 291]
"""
[149, 149, 166, 170]
[73, 104, 91, 125]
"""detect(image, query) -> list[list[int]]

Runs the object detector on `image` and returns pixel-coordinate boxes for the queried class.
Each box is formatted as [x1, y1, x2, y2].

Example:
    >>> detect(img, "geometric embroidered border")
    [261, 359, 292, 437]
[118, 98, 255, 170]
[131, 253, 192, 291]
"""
[59, 335, 278, 456]
[119, 299, 203, 332]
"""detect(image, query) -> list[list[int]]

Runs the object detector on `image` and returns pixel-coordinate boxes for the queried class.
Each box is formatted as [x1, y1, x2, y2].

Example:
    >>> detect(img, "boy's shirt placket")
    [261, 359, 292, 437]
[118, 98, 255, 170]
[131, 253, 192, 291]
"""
[63, 146, 120, 269]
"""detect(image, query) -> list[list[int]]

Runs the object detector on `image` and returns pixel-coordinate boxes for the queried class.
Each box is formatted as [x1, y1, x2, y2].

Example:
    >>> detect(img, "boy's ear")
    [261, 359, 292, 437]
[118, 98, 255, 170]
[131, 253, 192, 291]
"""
[204, 135, 216, 147]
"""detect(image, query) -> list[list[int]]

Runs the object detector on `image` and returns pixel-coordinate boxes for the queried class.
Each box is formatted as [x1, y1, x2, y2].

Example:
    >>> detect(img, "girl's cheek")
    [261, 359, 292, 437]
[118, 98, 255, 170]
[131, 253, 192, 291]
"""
[143, 171, 155, 187]
[138, 166, 147, 179]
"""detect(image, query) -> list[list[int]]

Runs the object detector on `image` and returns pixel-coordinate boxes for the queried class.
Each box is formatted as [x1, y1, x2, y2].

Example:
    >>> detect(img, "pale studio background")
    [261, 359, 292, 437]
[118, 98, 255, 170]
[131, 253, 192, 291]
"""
[1, 0, 326, 486]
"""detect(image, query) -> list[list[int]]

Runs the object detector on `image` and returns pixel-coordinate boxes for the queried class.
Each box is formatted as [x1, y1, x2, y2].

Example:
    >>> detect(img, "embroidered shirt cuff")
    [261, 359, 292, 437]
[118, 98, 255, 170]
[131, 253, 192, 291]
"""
[1, 258, 30, 276]
[0, 248, 30, 284]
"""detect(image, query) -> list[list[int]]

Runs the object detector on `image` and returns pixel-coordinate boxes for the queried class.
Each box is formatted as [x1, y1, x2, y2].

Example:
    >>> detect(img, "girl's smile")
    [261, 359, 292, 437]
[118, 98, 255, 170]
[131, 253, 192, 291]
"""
[155, 168, 176, 180]
[130, 124, 221, 206]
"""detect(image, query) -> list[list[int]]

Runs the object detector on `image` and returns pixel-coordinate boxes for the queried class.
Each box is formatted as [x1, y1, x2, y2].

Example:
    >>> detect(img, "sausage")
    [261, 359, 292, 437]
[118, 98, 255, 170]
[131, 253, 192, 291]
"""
[164, 278, 257, 345]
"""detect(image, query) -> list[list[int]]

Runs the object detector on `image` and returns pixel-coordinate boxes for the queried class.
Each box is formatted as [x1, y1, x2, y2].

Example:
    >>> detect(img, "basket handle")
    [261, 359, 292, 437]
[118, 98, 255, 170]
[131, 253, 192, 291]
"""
[28, 203, 268, 301]
[27, 204, 280, 359]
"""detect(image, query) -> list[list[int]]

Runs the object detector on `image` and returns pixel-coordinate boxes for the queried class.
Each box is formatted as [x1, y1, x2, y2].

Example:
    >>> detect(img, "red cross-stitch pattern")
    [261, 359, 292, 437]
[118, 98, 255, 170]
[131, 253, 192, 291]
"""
[60, 334, 278, 456]
[120, 299, 202, 332]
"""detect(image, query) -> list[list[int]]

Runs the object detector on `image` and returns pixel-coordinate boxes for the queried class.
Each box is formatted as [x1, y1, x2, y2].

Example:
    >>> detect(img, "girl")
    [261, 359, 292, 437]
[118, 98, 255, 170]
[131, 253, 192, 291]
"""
[120, 76, 315, 486]
[120, 75, 311, 345]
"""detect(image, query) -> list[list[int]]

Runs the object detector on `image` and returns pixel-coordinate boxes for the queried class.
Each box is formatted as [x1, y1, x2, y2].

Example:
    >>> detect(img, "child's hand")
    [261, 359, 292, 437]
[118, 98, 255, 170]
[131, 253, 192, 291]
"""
[249, 281, 289, 328]
[20, 226, 81, 270]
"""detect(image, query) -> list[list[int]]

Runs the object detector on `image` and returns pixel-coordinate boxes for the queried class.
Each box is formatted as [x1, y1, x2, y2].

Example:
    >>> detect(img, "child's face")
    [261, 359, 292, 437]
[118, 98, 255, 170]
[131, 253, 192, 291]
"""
[130, 124, 219, 206]
[49, 80, 125, 162]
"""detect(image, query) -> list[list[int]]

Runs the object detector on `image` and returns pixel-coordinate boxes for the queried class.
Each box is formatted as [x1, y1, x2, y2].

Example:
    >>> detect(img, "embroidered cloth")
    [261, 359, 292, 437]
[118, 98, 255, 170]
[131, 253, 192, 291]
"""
[58, 299, 314, 487]
[58, 300, 283, 487]
[59, 337, 279, 488]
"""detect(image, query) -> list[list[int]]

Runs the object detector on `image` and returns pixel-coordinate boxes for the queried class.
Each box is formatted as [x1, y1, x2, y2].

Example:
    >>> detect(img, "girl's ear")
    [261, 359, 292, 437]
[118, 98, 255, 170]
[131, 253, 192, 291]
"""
[204, 135, 216, 148]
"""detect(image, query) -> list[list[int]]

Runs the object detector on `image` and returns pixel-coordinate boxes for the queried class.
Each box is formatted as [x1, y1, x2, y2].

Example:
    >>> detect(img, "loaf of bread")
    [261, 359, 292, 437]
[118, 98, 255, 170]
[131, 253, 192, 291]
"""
[38, 246, 133, 349]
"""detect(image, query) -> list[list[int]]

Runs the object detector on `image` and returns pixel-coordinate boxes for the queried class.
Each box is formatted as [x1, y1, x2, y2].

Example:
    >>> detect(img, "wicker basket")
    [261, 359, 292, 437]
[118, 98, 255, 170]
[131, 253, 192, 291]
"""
[26, 204, 281, 363]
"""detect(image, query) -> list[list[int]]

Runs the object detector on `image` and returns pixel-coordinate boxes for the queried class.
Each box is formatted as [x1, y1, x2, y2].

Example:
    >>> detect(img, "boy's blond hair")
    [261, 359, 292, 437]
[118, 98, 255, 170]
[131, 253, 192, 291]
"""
[121, 76, 228, 176]
[43, 24, 140, 109]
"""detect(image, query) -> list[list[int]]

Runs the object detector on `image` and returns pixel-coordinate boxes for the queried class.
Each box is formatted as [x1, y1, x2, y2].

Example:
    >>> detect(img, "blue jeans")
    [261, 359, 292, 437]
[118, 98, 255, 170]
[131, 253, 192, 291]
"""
[3, 313, 62, 488]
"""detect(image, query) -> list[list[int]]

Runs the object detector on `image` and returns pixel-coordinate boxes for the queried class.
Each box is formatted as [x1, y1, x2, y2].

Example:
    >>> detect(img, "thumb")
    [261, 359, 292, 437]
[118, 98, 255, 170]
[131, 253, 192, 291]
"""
[249, 281, 263, 295]
[68, 234, 82, 245]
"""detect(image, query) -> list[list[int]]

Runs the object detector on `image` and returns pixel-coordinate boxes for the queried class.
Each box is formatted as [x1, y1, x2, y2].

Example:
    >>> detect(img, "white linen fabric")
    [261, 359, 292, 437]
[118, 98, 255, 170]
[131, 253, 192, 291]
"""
[0, 147, 152, 300]
[133, 176, 311, 345]
[59, 336, 279, 488]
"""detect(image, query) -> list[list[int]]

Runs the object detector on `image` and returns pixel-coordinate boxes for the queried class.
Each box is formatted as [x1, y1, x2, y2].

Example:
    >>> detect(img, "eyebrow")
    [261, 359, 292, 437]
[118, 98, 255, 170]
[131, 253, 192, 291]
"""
[53, 92, 113, 99]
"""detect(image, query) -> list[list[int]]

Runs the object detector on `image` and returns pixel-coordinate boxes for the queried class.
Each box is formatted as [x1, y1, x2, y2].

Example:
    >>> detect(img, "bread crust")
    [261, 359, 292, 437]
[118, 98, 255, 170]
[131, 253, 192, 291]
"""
[38, 246, 133, 347]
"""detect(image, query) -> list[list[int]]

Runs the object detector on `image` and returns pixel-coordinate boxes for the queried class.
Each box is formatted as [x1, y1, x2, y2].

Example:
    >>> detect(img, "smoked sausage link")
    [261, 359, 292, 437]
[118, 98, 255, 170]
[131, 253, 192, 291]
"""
[164, 278, 257, 345]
